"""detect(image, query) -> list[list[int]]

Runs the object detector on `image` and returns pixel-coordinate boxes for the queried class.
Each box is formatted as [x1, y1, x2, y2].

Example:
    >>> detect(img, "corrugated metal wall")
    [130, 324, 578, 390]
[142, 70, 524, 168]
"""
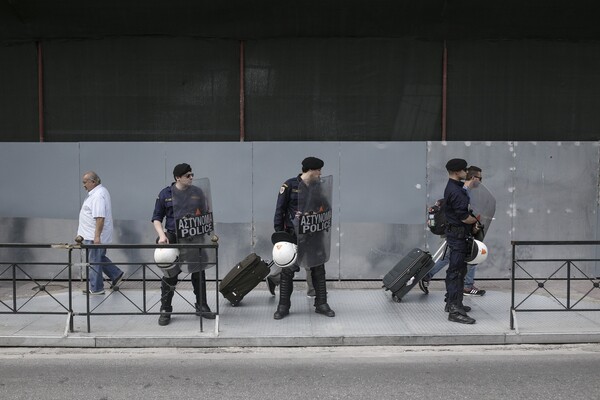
[0, 141, 598, 280]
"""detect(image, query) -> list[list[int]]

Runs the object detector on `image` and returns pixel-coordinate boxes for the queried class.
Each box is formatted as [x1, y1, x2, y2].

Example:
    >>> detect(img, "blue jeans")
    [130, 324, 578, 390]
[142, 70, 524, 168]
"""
[427, 246, 477, 289]
[427, 250, 450, 278]
[464, 266, 476, 288]
[85, 240, 123, 292]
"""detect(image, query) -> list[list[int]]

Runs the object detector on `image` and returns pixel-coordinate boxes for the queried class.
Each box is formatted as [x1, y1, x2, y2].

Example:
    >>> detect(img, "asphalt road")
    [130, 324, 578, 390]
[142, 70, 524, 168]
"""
[1, 344, 599, 400]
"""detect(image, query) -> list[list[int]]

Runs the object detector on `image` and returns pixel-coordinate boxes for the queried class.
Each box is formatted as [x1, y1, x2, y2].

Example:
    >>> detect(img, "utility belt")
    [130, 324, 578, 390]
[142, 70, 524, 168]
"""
[446, 225, 468, 239]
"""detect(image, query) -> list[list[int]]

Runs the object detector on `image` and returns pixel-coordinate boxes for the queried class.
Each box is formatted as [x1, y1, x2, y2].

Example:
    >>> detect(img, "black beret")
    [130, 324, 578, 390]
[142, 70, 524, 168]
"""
[445, 158, 468, 172]
[302, 157, 324, 171]
[173, 163, 192, 178]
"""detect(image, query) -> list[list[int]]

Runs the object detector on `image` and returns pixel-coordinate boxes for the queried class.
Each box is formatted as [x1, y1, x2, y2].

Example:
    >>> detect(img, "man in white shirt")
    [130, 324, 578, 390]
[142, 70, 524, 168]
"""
[76, 171, 124, 295]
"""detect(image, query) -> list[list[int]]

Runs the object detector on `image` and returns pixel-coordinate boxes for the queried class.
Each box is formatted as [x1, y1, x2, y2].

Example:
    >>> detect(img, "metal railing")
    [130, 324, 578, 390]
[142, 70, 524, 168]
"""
[0, 242, 219, 334]
[511, 240, 600, 330]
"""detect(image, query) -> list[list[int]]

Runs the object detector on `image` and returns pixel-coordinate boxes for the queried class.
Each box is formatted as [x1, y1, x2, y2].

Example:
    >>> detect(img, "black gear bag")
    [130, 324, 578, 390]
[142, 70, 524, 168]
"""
[427, 198, 447, 235]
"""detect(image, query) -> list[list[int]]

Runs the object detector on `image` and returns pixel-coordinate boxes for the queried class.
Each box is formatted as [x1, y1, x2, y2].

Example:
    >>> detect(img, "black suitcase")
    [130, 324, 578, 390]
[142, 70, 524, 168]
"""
[382, 248, 435, 303]
[220, 253, 271, 306]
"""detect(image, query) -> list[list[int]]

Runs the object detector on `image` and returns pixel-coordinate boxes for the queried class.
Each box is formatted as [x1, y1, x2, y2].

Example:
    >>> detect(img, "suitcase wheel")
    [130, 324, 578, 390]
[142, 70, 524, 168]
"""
[230, 302, 239, 307]
[392, 294, 402, 303]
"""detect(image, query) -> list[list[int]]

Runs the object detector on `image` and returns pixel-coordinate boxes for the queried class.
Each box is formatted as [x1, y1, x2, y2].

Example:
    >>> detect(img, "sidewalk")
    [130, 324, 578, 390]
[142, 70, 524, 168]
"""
[1, 280, 599, 348]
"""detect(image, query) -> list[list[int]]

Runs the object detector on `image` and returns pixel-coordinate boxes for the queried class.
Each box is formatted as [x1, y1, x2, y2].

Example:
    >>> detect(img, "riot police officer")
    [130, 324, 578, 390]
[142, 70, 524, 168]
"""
[151, 163, 215, 326]
[273, 157, 335, 320]
[443, 158, 480, 324]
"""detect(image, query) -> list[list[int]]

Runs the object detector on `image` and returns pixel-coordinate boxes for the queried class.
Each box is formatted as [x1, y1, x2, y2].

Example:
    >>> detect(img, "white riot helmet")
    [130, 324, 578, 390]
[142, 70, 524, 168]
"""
[466, 239, 488, 265]
[272, 241, 298, 268]
[154, 247, 180, 269]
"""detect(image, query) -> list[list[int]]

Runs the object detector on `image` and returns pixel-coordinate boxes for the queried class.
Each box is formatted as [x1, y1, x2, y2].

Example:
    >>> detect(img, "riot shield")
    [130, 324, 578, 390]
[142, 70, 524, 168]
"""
[295, 174, 333, 269]
[469, 183, 496, 240]
[172, 177, 214, 272]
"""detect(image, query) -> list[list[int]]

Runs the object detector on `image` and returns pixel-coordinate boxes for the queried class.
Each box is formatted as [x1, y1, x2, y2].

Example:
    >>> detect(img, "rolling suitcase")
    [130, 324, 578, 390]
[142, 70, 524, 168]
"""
[382, 247, 437, 303]
[220, 253, 271, 306]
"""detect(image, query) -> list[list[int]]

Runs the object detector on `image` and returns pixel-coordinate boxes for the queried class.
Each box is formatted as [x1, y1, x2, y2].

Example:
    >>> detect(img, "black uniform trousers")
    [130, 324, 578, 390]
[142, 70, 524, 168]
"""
[445, 232, 469, 306]
[160, 231, 207, 310]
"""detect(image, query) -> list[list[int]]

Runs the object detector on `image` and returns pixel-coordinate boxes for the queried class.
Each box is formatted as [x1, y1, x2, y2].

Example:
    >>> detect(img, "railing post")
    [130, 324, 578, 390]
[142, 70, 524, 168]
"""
[198, 243, 204, 332]
[142, 263, 147, 313]
[12, 263, 17, 313]
[510, 242, 515, 330]
[85, 249, 91, 333]
[215, 245, 219, 317]
[68, 248, 74, 332]
[566, 260, 571, 310]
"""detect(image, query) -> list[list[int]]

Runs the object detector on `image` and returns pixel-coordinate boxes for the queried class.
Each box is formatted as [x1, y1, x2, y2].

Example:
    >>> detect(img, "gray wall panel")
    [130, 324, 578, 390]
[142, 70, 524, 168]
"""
[512, 142, 599, 241]
[1, 141, 599, 280]
[512, 142, 600, 277]
[339, 142, 426, 224]
[0, 143, 80, 219]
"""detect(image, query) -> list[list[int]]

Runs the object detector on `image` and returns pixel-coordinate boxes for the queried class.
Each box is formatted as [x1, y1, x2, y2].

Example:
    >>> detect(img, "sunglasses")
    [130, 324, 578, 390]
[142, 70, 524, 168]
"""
[184, 173, 194, 178]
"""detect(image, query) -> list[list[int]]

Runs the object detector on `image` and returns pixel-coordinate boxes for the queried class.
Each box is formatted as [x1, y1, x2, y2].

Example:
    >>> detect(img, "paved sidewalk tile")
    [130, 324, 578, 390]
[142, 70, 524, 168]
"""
[1, 282, 599, 347]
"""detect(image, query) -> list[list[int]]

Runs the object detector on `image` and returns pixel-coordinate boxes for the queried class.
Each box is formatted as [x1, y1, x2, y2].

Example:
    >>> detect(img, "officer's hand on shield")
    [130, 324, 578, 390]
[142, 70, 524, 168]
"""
[157, 235, 169, 244]
[472, 220, 484, 235]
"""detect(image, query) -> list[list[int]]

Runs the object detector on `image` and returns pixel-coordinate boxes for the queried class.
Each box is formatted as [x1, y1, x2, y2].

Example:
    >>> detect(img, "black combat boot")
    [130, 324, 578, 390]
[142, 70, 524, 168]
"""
[158, 306, 173, 326]
[193, 270, 215, 319]
[274, 305, 289, 320]
[312, 265, 335, 317]
[444, 302, 471, 313]
[448, 304, 476, 324]
[274, 268, 294, 319]
[158, 276, 177, 326]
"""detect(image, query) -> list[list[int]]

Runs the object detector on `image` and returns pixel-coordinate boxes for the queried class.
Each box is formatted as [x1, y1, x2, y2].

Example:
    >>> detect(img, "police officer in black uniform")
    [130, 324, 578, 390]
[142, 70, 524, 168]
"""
[151, 163, 215, 326]
[273, 157, 335, 320]
[443, 158, 480, 324]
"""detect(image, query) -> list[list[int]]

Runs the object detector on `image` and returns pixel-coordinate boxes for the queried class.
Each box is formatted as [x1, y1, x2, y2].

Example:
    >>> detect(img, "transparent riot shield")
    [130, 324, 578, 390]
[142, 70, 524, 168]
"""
[469, 183, 496, 240]
[295, 174, 333, 269]
[172, 177, 214, 272]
